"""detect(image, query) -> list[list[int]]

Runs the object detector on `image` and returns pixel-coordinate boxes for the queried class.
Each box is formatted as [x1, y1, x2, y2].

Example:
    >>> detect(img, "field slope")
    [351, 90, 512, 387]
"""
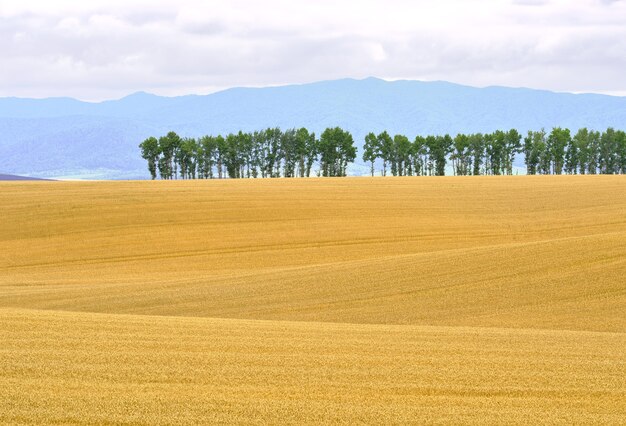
[1, 176, 625, 423]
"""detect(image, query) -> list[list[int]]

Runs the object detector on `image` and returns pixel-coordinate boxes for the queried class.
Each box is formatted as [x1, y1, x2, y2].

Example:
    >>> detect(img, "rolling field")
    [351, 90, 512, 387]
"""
[1, 176, 625, 423]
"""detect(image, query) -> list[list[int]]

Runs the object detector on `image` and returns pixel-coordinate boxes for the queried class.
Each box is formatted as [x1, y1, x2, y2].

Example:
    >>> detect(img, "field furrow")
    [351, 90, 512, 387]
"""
[1, 308, 625, 425]
[1, 176, 625, 423]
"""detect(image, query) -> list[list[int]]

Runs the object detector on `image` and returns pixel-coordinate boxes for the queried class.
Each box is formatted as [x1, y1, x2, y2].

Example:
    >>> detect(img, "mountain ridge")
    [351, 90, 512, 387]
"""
[3, 77, 624, 113]
[2, 78, 626, 179]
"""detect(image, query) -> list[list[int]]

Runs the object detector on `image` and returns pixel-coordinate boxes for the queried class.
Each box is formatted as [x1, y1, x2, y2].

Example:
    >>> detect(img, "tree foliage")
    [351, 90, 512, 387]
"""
[523, 127, 626, 175]
[363, 127, 626, 176]
[139, 127, 353, 179]
[142, 127, 626, 179]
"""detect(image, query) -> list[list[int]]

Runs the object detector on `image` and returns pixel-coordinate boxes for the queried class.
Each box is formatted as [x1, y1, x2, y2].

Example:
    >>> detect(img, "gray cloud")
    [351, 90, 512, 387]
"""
[0, 0, 625, 100]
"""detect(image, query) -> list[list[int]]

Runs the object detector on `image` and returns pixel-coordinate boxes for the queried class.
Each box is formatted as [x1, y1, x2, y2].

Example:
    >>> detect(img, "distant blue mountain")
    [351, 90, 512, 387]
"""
[0, 173, 52, 181]
[1, 77, 625, 179]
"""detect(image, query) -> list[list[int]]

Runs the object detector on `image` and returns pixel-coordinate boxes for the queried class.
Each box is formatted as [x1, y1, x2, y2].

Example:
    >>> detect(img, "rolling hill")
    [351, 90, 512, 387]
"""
[0, 173, 51, 181]
[3, 308, 623, 424]
[1, 78, 626, 179]
[1, 176, 625, 423]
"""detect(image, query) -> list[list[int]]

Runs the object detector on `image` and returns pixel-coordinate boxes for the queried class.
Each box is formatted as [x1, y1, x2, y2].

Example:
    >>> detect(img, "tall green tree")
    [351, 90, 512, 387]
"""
[295, 128, 315, 177]
[252, 130, 267, 178]
[304, 130, 318, 177]
[215, 135, 227, 179]
[572, 129, 589, 175]
[616, 130, 626, 174]
[319, 127, 355, 177]
[424, 136, 437, 175]
[238, 131, 253, 178]
[452, 134, 470, 176]
[158, 131, 181, 179]
[363, 132, 379, 176]
[377, 131, 393, 176]
[587, 130, 601, 174]
[394, 134, 412, 176]
[524, 129, 549, 175]
[139, 136, 160, 180]
[264, 127, 282, 178]
[426, 134, 451, 176]
[564, 134, 578, 174]
[599, 128, 618, 174]
[338, 131, 357, 177]
[281, 129, 298, 178]
[504, 129, 522, 175]
[198, 136, 217, 179]
[537, 132, 551, 175]
[177, 137, 198, 179]
[169, 132, 182, 179]
[548, 127, 570, 175]
[413, 136, 428, 176]
[487, 131, 506, 175]
[468, 133, 484, 176]
[523, 131, 539, 175]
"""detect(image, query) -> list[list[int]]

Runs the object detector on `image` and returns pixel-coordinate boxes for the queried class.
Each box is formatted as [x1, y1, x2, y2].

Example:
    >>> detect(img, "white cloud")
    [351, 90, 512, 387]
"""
[0, 0, 625, 100]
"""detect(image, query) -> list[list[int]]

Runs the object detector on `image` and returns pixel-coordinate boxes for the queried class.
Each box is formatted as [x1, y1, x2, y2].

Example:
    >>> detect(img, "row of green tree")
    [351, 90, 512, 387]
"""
[140, 127, 626, 179]
[363, 130, 521, 176]
[362, 127, 626, 176]
[523, 128, 626, 175]
[139, 127, 356, 179]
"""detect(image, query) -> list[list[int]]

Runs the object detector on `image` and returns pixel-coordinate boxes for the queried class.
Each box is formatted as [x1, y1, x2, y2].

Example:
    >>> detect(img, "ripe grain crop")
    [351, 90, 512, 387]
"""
[1, 309, 625, 424]
[1, 176, 625, 423]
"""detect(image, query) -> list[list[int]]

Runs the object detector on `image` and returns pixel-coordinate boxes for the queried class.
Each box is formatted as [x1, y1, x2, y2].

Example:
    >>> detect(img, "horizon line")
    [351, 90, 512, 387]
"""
[1, 77, 625, 103]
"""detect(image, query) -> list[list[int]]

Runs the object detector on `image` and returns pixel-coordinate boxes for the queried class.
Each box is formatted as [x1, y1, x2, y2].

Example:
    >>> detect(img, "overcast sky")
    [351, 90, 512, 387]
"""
[1, 0, 625, 100]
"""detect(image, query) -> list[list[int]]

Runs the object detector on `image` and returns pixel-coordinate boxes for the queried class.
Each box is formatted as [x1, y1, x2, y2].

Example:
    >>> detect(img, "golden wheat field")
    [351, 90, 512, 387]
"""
[1, 176, 625, 424]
